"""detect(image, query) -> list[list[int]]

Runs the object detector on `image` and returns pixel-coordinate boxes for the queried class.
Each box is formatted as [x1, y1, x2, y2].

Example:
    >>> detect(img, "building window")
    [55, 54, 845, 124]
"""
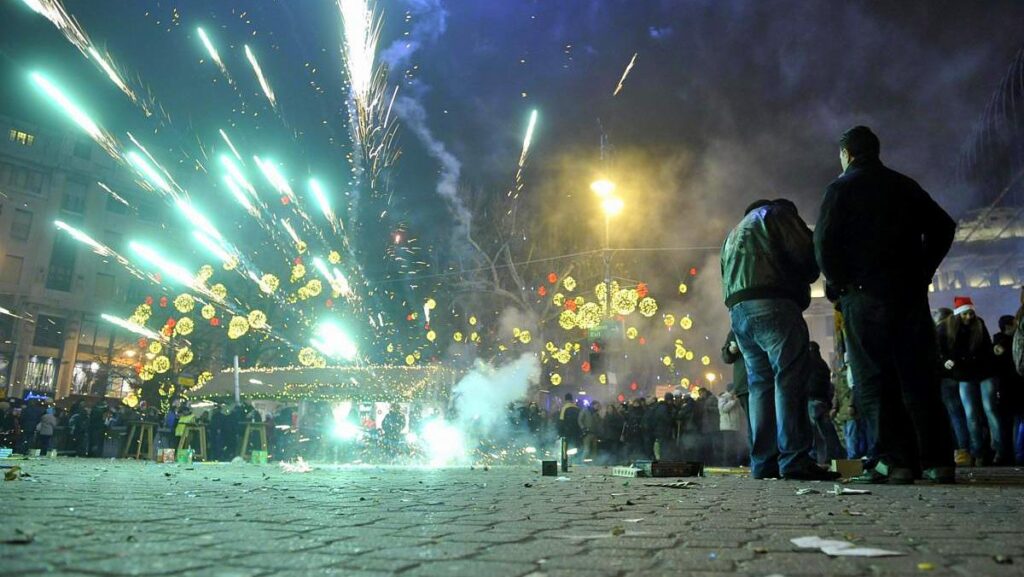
[71, 360, 103, 395]
[8, 129, 34, 146]
[24, 356, 58, 393]
[10, 208, 32, 240]
[0, 255, 23, 285]
[33, 315, 66, 349]
[4, 166, 44, 194]
[95, 272, 116, 300]
[105, 189, 130, 214]
[61, 180, 88, 214]
[46, 233, 77, 292]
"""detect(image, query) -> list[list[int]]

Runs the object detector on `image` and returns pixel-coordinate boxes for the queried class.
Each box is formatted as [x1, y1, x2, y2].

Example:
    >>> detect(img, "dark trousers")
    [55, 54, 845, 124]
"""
[841, 291, 952, 471]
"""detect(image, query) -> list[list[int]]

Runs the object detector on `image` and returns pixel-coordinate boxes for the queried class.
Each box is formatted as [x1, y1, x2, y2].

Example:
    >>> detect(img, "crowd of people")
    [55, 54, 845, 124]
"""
[720, 125, 1024, 484]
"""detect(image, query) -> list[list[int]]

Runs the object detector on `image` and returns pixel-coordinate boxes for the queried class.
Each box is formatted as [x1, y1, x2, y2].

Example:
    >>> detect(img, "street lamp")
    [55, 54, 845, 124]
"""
[590, 178, 616, 198]
[592, 179, 624, 322]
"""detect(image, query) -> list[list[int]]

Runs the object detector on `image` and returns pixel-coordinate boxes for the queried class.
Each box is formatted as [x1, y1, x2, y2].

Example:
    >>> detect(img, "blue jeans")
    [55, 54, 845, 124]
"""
[843, 419, 868, 459]
[959, 378, 1005, 460]
[730, 299, 816, 477]
[940, 378, 970, 451]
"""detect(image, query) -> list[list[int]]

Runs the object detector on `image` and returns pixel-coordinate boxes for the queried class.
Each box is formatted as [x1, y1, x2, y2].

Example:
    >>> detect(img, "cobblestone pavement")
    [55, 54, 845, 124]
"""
[2, 458, 1024, 577]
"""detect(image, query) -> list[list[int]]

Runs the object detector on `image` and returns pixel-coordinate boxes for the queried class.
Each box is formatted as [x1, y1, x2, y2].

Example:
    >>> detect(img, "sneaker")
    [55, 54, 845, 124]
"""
[921, 467, 956, 484]
[954, 449, 973, 467]
[848, 468, 889, 484]
[875, 462, 915, 485]
[782, 467, 842, 481]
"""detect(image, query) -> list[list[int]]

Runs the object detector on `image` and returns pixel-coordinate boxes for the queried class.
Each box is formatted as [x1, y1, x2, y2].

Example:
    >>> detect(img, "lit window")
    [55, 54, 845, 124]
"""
[8, 129, 35, 146]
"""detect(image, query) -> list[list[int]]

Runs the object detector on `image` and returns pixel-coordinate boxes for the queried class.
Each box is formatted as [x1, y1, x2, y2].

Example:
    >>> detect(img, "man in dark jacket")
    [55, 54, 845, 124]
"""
[558, 394, 582, 454]
[994, 315, 1024, 464]
[815, 125, 955, 484]
[651, 394, 676, 460]
[722, 198, 829, 480]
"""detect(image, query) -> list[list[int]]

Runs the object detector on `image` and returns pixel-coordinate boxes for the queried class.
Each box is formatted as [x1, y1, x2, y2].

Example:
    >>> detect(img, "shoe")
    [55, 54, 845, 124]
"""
[848, 468, 889, 484]
[921, 467, 956, 484]
[782, 467, 842, 481]
[875, 462, 915, 485]
[954, 449, 973, 467]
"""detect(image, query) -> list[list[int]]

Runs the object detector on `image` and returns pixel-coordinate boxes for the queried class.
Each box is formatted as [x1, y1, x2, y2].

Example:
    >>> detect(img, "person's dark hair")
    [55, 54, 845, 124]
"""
[744, 199, 772, 216]
[664, 392, 674, 402]
[933, 307, 954, 324]
[563, 393, 573, 402]
[999, 314, 1016, 332]
[839, 126, 880, 158]
[771, 198, 798, 216]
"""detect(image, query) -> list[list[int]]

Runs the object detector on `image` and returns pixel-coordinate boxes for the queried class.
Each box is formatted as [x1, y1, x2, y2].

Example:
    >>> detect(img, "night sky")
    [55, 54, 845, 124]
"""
[2, 0, 1024, 352]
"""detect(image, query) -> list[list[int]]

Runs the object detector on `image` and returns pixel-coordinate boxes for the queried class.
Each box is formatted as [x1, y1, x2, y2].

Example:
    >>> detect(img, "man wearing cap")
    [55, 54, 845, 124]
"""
[938, 296, 1007, 465]
[815, 126, 957, 484]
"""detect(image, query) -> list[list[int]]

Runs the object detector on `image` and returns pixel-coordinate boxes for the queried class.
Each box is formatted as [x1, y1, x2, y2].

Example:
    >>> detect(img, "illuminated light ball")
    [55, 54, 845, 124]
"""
[228, 316, 250, 339]
[211, 283, 228, 301]
[197, 264, 215, 281]
[612, 288, 639, 315]
[576, 302, 602, 330]
[223, 255, 239, 271]
[555, 350, 571, 364]
[174, 317, 194, 337]
[144, 296, 154, 306]
[296, 287, 312, 300]
[281, 195, 290, 205]
[454, 331, 464, 342]
[558, 310, 577, 330]
[159, 296, 168, 308]
[201, 304, 216, 320]
[405, 354, 416, 366]
[562, 276, 577, 292]
[518, 330, 532, 344]
[414, 351, 422, 360]
[639, 297, 658, 318]
[689, 267, 698, 276]
[679, 283, 689, 295]
[685, 351, 695, 361]
[701, 355, 711, 366]
[247, 310, 268, 330]
[165, 318, 177, 329]
[470, 332, 480, 342]
[548, 272, 558, 284]
[552, 293, 565, 307]
[425, 298, 437, 310]
[325, 298, 334, 308]
[137, 338, 148, 348]
[197, 371, 213, 387]
[260, 274, 280, 294]
[210, 317, 221, 327]
[626, 327, 638, 340]
[663, 356, 673, 367]
[386, 343, 395, 353]
[617, 394, 626, 403]
[148, 341, 163, 355]
[599, 374, 607, 385]
[565, 300, 578, 312]
[550, 373, 562, 386]
[573, 343, 581, 352]
[675, 346, 687, 359]
[176, 347, 194, 365]
[328, 250, 342, 264]
[306, 278, 323, 297]
[574, 296, 584, 306]
[153, 355, 171, 374]
[545, 341, 557, 352]
[136, 304, 152, 319]
[537, 285, 547, 297]
[637, 282, 649, 298]
[314, 356, 327, 368]
[298, 347, 318, 366]
[426, 330, 437, 342]
[630, 381, 639, 391]
[513, 327, 521, 338]
[681, 316, 694, 330]
[296, 240, 308, 254]
[581, 361, 591, 373]
[291, 264, 306, 282]
[681, 378, 691, 387]
[123, 391, 139, 408]
[595, 282, 607, 302]
[139, 367, 154, 382]
[664, 314, 676, 328]
[173, 294, 195, 314]
[469, 316, 477, 326]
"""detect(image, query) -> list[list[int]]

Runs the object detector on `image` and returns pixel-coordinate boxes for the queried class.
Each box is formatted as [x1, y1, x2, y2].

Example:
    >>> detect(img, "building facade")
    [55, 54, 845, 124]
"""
[0, 114, 164, 401]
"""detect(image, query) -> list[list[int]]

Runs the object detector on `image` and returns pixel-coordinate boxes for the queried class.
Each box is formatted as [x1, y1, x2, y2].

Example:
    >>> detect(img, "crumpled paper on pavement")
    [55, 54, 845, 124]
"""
[792, 536, 904, 557]
[279, 457, 313, 473]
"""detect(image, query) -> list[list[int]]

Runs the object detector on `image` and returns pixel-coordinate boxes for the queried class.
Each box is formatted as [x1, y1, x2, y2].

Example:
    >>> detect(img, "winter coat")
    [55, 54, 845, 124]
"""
[558, 403, 582, 439]
[36, 413, 58, 436]
[577, 408, 600, 436]
[700, 395, 720, 434]
[718, 392, 743, 432]
[721, 331, 748, 397]
[815, 156, 955, 302]
[650, 403, 675, 441]
[938, 316, 995, 382]
[721, 202, 819, 311]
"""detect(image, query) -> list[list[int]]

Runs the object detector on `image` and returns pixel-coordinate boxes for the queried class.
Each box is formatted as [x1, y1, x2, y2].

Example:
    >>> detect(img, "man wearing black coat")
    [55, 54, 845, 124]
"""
[815, 126, 956, 484]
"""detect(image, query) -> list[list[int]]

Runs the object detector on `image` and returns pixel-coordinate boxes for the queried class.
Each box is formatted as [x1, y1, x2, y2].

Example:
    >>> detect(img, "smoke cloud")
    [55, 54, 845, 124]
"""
[452, 353, 540, 436]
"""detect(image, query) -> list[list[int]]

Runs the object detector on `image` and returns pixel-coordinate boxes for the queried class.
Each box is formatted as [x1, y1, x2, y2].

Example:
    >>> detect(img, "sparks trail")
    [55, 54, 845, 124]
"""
[613, 52, 638, 96]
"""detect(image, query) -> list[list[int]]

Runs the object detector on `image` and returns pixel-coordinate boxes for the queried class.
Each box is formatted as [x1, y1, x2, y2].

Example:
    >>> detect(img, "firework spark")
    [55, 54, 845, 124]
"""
[197, 27, 232, 82]
[244, 44, 277, 109]
[518, 109, 539, 169]
[613, 52, 638, 96]
[55, 220, 112, 256]
[219, 129, 243, 161]
[101, 313, 166, 342]
[30, 71, 120, 157]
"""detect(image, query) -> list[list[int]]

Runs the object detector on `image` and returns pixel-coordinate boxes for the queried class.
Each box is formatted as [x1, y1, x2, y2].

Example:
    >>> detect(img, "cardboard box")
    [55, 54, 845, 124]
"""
[250, 450, 269, 464]
[176, 449, 194, 464]
[831, 459, 863, 479]
[612, 466, 643, 477]
[541, 460, 558, 476]
[157, 448, 176, 463]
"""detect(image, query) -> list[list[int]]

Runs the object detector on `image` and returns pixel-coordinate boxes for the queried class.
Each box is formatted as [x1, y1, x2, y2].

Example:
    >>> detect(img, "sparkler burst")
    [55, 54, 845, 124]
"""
[613, 52, 638, 96]
[244, 44, 277, 109]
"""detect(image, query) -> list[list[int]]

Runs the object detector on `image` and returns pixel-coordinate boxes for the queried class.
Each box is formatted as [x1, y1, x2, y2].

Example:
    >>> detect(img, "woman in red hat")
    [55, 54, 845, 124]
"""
[938, 296, 1007, 465]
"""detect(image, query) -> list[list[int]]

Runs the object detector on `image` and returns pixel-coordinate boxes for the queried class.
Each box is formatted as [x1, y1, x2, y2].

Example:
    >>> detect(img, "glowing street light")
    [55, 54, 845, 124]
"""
[590, 178, 616, 198]
[601, 196, 624, 217]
